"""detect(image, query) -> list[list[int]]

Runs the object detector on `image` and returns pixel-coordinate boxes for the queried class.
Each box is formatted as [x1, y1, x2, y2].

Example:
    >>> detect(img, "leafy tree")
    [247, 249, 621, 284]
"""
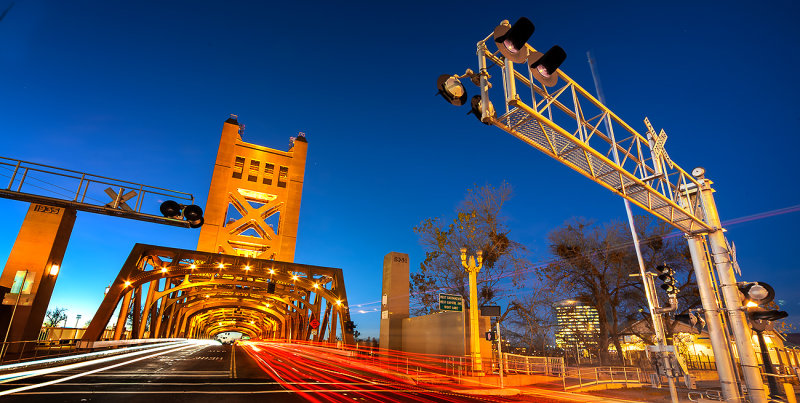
[44, 307, 68, 327]
[411, 183, 529, 315]
[543, 215, 698, 364]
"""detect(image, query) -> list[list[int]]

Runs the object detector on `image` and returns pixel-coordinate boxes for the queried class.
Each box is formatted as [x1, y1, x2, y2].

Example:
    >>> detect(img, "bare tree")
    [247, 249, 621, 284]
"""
[543, 216, 697, 364]
[44, 307, 68, 327]
[411, 183, 529, 315]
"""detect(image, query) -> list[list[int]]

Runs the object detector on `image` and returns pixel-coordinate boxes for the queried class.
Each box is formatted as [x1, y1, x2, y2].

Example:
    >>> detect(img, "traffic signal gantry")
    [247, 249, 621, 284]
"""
[436, 16, 783, 402]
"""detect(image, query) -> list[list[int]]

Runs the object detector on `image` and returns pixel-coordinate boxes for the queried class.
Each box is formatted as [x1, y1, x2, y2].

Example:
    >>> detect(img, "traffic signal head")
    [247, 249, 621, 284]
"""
[749, 309, 788, 322]
[160, 200, 182, 219]
[739, 282, 775, 306]
[345, 320, 355, 333]
[529, 45, 566, 87]
[675, 311, 706, 334]
[436, 74, 468, 106]
[493, 17, 535, 63]
[660, 283, 679, 294]
[468, 95, 495, 124]
[655, 263, 678, 295]
[655, 264, 672, 275]
[159, 200, 205, 228]
[183, 205, 204, 228]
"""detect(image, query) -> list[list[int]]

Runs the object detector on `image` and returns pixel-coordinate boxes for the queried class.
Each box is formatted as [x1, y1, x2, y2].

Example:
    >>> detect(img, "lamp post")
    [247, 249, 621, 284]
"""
[460, 247, 483, 374]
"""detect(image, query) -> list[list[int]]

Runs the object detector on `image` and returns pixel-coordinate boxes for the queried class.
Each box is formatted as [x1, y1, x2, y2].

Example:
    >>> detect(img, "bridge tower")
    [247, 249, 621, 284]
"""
[197, 115, 308, 261]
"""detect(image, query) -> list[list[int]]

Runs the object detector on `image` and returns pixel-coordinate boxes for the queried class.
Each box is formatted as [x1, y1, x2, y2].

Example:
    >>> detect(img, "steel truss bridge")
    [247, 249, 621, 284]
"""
[80, 244, 354, 346]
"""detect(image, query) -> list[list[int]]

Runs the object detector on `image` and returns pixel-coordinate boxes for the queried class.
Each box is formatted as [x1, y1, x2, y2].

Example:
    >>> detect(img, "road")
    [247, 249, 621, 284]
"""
[0, 341, 522, 403]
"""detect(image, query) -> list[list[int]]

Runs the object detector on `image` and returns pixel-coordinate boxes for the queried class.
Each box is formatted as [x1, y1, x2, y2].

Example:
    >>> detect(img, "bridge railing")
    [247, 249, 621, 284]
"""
[502, 352, 565, 377]
[0, 327, 128, 365]
[563, 366, 645, 390]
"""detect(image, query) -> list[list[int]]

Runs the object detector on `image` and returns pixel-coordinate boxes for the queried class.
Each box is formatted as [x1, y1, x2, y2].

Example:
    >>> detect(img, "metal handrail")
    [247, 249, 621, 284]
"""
[0, 156, 196, 227]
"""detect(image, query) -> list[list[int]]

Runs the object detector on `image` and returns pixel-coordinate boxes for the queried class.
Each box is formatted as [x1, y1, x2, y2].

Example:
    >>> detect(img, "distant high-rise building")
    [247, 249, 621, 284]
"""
[554, 299, 600, 350]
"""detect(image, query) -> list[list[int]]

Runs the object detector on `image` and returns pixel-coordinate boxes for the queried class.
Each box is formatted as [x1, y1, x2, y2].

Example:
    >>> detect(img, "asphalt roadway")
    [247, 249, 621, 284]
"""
[0, 342, 518, 403]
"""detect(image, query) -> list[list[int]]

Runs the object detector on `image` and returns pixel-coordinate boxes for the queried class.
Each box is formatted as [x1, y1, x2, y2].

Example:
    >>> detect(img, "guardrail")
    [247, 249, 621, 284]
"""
[0, 334, 178, 365]
[563, 366, 645, 390]
[503, 352, 565, 377]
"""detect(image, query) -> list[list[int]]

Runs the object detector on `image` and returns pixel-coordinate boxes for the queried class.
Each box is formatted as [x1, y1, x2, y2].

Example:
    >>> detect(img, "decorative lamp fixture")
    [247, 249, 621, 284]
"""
[49, 264, 60, 276]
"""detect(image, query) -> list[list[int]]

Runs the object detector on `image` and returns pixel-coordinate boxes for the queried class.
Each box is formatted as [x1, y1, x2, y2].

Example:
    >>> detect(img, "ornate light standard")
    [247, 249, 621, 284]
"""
[460, 247, 483, 374]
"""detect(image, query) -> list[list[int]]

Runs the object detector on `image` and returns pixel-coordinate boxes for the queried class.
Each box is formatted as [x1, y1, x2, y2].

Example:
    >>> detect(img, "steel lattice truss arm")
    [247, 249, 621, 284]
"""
[475, 43, 711, 234]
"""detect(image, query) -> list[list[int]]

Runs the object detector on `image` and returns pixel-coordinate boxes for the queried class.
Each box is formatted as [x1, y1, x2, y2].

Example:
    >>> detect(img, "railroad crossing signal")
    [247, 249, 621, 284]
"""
[104, 187, 136, 211]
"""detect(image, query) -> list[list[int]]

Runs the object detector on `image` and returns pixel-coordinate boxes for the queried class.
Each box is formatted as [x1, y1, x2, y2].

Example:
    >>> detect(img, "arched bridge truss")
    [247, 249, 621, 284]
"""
[80, 244, 354, 345]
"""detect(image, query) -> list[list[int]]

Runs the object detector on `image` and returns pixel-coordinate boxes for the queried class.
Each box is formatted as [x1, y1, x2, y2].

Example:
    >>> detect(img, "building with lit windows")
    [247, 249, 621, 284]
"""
[554, 299, 600, 351]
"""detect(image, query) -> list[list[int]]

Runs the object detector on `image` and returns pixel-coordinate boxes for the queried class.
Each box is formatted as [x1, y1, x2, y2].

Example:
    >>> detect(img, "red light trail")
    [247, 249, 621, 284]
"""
[239, 340, 512, 403]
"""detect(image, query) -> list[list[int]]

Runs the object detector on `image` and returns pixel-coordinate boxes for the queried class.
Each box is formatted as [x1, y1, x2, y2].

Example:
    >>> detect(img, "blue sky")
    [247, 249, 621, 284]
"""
[0, 1, 799, 338]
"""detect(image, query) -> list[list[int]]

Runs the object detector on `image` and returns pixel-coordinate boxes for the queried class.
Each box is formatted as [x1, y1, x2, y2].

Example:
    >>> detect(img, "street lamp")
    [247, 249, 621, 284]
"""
[460, 247, 483, 374]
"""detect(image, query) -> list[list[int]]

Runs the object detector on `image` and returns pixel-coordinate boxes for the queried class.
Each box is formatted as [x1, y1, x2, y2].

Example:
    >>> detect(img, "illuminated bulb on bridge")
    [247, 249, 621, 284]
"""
[161, 267, 168, 273]
[205, 294, 210, 298]
[218, 263, 225, 269]
[124, 281, 132, 287]
[269, 269, 275, 275]
[265, 303, 271, 308]
[250, 320, 254, 324]
[291, 275, 299, 281]
[313, 283, 319, 288]
[336, 299, 341, 305]
[244, 265, 250, 271]
[190, 264, 196, 269]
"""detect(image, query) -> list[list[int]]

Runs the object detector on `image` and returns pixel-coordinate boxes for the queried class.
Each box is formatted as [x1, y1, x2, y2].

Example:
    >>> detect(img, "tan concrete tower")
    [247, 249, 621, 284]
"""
[196, 115, 307, 261]
[379, 252, 409, 351]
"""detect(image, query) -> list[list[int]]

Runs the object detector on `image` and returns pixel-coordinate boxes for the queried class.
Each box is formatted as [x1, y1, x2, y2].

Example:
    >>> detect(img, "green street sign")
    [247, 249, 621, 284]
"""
[439, 293, 463, 312]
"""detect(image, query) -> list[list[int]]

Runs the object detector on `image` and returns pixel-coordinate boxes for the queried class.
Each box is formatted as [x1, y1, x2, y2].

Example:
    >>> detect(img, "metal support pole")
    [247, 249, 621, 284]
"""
[588, 51, 676, 401]
[686, 235, 741, 400]
[698, 180, 768, 403]
[496, 320, 504, 388]
[477, 43, 490, 122]
[755, 329, 779, 397]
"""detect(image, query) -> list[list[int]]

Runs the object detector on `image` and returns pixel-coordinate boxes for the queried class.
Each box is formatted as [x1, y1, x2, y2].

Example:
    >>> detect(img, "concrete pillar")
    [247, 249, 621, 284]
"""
[0, 204, 76, 343]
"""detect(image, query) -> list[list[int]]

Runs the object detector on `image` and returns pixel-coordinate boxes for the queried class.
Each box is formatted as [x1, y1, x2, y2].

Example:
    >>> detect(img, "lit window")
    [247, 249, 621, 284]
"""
[278, 166, 288, 188]
[248, 160, 260, 182]
[233, 157, 245, 179]
[263, 163, 274, 185]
